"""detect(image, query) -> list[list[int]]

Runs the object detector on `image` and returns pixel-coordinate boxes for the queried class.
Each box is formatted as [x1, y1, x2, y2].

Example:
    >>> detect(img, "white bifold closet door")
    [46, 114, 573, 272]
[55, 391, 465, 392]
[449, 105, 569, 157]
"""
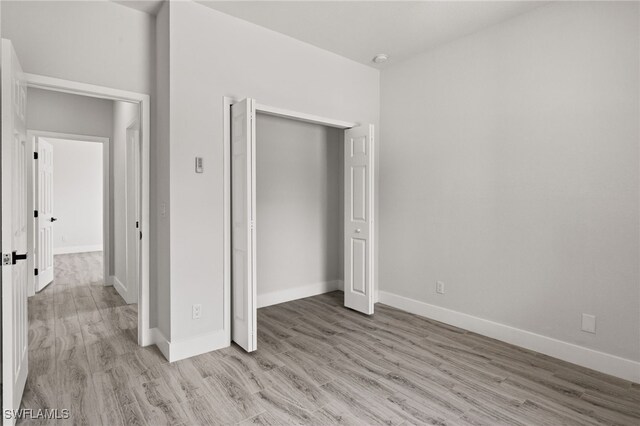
[344, 124, 375, 315]
[230, 97, 376, 353]
[231, 98, 257, 352]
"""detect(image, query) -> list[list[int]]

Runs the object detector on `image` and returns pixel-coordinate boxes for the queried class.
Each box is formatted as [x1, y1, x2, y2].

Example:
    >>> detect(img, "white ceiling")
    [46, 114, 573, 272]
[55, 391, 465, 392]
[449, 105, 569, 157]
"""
[196, 1, 545, 68]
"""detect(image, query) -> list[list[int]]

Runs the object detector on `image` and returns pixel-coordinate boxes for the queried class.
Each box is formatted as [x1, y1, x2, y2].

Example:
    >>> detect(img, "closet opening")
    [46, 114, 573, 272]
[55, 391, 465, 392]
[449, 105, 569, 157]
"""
[226, 97, 375, 353]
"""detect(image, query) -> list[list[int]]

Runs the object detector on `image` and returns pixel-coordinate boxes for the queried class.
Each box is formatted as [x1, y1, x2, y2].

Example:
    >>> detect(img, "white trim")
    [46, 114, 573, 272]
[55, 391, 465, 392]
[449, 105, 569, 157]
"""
[24, 73, 152, 348]
[159, 330, 229, 363]
[24, 131, 108, 144]
[148, 327, 170, 359]
[111, 275, 127, 301]
[26, 135, 36, 298]
[53, 245, 103, 255]
[258, 280, 343, 308]
[223, 97, 232, 349]
[255, 102, 357, 129]
[26, 73, 146, 103]
[378, 291, 640, 383]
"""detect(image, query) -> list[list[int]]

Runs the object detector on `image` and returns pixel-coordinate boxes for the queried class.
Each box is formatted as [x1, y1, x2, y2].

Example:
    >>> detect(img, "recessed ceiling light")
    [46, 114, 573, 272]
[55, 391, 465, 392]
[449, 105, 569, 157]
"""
[372, 54, 389, 64]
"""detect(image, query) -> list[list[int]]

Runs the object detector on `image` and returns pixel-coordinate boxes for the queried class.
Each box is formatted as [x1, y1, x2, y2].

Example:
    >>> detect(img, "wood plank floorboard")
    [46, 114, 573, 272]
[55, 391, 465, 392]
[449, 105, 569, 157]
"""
[19, 252, 639, 425]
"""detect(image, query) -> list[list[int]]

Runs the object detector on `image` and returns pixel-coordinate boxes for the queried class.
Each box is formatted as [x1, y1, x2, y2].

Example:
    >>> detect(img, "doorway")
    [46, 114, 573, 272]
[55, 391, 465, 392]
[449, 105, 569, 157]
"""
[26, 132, 110, 297]
[226, 97, 376, 352]
[22, 73, 151, 346]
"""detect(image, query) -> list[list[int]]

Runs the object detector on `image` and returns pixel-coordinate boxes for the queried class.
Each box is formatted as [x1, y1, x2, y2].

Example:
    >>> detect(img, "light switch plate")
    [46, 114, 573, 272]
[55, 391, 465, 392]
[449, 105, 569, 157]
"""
[582, 313, 596, 334]
[195, 157, 204, 173]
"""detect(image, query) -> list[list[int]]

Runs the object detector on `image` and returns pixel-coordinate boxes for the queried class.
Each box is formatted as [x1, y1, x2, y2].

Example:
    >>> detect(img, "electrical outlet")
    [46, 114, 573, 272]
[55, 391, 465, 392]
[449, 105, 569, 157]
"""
[160, 202, 167, 218]
[61, 235, 67, 242]
[192, 304, 202, 320]
[436, 281, 445, 294]
[581, 313, 596, 334]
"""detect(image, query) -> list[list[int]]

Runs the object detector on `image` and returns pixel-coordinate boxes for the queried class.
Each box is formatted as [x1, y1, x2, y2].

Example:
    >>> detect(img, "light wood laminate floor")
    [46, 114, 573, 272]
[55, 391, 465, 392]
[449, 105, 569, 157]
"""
[21, 252, 639, 425]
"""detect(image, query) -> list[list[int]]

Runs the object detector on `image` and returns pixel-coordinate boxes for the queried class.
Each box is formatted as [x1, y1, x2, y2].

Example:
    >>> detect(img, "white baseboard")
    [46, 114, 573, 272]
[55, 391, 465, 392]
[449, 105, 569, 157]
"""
[378, 291, 640, 383]
[111, 275, 127, 299]
[53, 244, 102, 255]
[150, 327, 229, 363]
[148, 327, 171, 360]
[258, 280, 343, 308]
[139, 326, 155, 347]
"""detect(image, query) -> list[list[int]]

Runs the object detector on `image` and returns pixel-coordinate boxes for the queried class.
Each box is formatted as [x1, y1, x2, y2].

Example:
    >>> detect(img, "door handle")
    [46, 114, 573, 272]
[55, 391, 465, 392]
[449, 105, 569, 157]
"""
[12, 251, 28, 264]
[355, 229, 361, 233]
[50, 217, 58, 222]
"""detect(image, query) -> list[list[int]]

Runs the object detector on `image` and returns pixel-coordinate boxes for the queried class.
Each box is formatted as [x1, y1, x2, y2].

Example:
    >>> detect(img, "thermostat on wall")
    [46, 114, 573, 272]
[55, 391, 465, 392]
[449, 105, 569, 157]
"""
[195, 157, 204, 173]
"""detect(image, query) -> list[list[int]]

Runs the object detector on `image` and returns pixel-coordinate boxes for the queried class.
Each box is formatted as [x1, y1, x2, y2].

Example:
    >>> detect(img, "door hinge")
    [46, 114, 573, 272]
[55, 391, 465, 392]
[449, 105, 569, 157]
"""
[34, 210, 38, 218]
[34, 268, 39, 276]
[139, 231, 142, 241]
[2, 253, 11, 266]
[33, 152, 38, 160]
[136, 221, 139, 229]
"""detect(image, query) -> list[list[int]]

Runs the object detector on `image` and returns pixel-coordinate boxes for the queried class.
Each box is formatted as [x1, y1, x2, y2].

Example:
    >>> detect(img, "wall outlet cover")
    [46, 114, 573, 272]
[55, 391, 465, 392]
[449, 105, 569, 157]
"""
[436, 281, 445, 294]
[192, 304, 202, 319]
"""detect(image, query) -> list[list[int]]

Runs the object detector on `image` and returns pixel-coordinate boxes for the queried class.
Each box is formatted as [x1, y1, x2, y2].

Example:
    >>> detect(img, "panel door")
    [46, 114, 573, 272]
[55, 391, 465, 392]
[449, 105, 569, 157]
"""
[344, 124, 375, 315]
[2, 38, 29, 425]
[231, 98, 257, 352]
[35, 138, 54, 291]
[125, 127, 140, 304]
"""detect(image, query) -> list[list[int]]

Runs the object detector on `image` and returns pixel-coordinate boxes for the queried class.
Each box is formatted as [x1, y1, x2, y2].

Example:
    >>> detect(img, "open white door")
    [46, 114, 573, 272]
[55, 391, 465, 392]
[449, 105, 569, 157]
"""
[344, 124, 375, 315]
[231, 98, 257, 352]
[125, 126, 140, 304]
[2, 39, 29, 424]
[35, 137, 54, 291]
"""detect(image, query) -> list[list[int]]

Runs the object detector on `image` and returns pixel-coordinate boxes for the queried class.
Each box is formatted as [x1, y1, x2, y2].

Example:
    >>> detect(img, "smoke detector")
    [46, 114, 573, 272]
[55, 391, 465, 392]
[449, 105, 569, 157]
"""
[372, 54, 389, 64]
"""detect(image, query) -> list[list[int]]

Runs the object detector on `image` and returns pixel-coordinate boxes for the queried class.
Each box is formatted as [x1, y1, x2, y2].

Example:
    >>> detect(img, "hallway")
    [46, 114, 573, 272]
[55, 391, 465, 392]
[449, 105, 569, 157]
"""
[23, 252, 150, 424]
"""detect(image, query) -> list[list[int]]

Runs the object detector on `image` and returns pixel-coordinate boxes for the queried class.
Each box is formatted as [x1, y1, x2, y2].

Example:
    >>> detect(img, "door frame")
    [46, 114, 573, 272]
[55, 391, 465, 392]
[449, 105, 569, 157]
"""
[26, 131, 110, 297]
[224, 96, 371, 348]
[25, 73, 151, 346]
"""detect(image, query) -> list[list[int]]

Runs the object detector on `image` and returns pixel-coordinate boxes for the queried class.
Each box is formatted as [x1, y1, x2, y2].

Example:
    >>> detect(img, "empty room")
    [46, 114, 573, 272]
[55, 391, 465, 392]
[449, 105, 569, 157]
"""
[1, 1, 638, 425]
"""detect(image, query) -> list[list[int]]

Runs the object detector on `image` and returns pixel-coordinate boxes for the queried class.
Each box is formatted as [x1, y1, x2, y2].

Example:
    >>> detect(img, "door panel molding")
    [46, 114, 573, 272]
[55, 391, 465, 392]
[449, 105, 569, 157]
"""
[344, 124, 375, 315]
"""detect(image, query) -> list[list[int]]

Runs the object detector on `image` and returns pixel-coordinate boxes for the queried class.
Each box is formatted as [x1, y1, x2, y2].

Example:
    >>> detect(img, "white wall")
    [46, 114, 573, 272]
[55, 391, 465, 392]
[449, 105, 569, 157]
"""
[379, 0, 639, 372]
[112, 101, 139, 289]
[46, 138, 103, 254]
[1, 1, 153, 94]
[256, 114, 343, 306]
[27, 88, 113, 137]
[166, 2, 379, 347]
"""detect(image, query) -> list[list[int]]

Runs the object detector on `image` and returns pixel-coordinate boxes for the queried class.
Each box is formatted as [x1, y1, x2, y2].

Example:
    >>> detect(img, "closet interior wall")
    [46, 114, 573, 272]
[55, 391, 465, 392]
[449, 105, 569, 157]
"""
[256, 113, 344, 307]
